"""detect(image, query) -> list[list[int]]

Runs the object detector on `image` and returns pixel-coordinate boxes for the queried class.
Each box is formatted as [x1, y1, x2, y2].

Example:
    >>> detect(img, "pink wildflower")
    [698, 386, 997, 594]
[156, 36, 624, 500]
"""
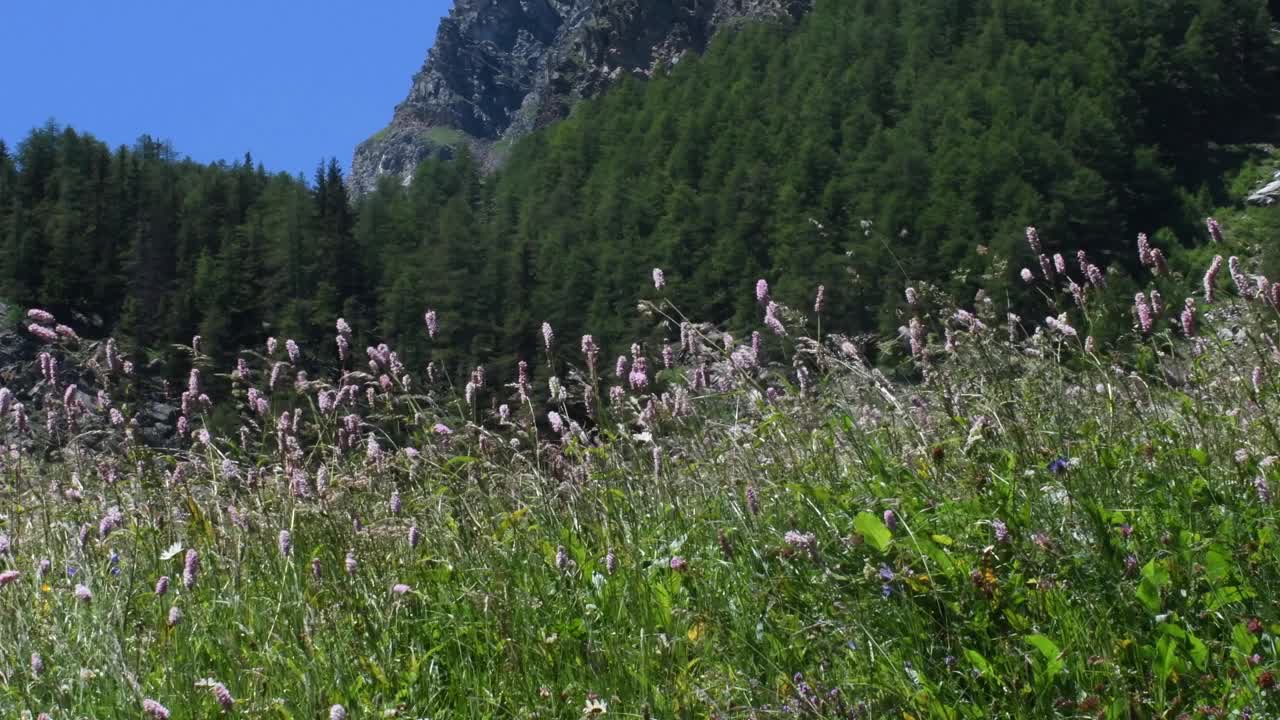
[1025, 226, 1042, 255]
[1206, 217, 1223, 243]
[1229, 256, 1251, 298]
[1039, 254, 1054, 280]
[1134, 293, 1153, 335]
[142, 700, 171, 719]
[1045, 314, 1078, 338]
[1204, 255, 1223, 303]
[27, 308, 56, 325]
[27, 324, 58, 343]
[1181, 298, 1197, 336]
[764, 302, 786, 336]
[1137, 233, 1152, 266]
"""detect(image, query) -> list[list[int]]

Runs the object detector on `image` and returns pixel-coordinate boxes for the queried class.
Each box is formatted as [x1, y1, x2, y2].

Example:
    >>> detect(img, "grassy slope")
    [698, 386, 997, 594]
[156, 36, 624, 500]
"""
[2, 222, 1280, 719]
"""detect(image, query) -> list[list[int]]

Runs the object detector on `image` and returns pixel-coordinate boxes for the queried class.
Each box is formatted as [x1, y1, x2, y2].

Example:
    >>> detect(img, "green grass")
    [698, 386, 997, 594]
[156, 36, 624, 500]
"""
[418, 126, 469, 148]
[2, 235, 1280, 719]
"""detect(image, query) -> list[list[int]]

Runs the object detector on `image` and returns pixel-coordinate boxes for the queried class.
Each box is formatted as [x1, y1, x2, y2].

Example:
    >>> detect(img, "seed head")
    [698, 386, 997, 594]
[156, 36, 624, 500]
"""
[717, 529, 734, 560]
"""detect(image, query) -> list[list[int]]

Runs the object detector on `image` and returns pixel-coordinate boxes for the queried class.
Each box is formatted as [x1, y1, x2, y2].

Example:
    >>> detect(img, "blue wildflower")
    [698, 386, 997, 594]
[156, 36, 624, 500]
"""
[1048, 458, 1069, 473]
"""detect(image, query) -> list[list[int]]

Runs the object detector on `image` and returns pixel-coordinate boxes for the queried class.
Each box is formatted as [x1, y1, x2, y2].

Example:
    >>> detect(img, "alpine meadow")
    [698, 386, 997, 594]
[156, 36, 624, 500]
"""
[3, 0, 1280, 718]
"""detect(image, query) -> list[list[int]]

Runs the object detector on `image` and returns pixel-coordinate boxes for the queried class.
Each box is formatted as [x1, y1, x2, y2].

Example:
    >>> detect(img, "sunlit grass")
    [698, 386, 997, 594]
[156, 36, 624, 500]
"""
[2, 227, 1279, 719]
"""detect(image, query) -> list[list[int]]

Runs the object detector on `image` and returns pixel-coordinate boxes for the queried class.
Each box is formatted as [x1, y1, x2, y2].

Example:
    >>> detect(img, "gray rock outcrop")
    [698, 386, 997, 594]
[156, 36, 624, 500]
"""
[350, 0, 811, 193]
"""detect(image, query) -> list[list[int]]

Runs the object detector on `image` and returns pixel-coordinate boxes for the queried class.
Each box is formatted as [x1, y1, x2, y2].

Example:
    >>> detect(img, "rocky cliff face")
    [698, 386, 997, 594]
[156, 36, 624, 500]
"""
[350, 0, 811, 193]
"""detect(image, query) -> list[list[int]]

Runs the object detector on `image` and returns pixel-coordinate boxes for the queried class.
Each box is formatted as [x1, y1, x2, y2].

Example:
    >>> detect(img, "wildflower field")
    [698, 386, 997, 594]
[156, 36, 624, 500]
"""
[2, 224, 1279, 719]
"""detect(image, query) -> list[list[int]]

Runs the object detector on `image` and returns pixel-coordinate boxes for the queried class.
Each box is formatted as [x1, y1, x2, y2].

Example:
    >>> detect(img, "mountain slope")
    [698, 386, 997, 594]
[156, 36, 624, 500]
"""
[350, 0, 811, 193]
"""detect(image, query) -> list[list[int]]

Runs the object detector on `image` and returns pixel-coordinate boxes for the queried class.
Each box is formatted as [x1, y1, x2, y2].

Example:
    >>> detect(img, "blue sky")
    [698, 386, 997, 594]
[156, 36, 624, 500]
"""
[0, 0, 453, 177]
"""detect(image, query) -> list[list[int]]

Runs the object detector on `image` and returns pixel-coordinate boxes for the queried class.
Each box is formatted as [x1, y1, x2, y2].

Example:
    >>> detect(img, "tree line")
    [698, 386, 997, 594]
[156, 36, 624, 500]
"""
[1, 0, 1276, 380]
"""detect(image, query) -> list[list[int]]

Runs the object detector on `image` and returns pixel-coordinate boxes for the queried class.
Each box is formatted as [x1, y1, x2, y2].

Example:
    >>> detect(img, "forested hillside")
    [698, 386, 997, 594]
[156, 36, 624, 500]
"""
[2, 0, 1277, 378]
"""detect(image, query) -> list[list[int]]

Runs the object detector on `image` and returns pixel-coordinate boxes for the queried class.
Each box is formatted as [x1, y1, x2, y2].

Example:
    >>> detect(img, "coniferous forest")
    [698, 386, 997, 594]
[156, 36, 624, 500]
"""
[2, 0, 1278, 378]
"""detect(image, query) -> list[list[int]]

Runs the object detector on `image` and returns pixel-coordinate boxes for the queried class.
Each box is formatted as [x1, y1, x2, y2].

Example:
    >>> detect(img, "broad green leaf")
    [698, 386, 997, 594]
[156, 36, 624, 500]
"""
[1136, 559, 1169, 612]
[1187, 633, 1208, 669]
[964, 649, 991, 676]
[1204, 585, 1250, 611]
[854, 512, 893, 552]
[1204, 549, 1231, 583]
[1154, 635, 1177, 683]
[1025, 634, 1064, 681]
[1232, 623, 1259, 654]
[1026, 634, 1061, 662]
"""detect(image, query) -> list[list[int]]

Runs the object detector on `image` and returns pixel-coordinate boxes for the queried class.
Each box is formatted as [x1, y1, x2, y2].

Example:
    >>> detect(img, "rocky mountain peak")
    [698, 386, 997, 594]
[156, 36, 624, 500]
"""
[350, 0, 811, 194]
